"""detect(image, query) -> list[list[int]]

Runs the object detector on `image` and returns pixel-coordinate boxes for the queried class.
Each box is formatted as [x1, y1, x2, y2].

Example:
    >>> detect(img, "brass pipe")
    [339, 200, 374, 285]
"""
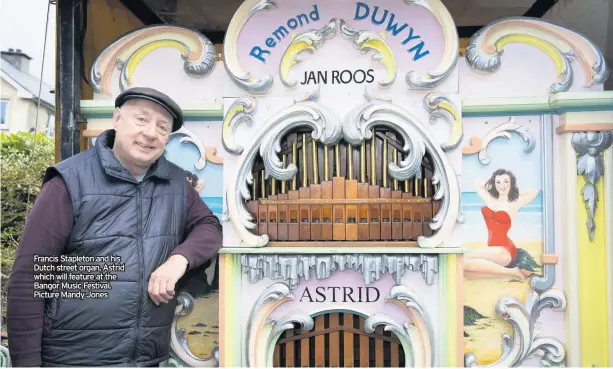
[252, 172, 257, 199]
[370, 131, 376, 185]
[414, 177, 419, 197]
[261, 170, 266, 198]
[292, 142, 297, 191]
[383, 137, 388, 188]
[282, 155, 287, 194]
[424, 177, 428, 198]
[302, 134, 307, 187]
[335, 143, 340, 177]
[324, 146, 329, 181]
[404, 154, 409, 192]
[312, 139, 318, 185]
[360, 142, 366, 183]
[393, 148, 398, 191]
[348, 145, 353, 179]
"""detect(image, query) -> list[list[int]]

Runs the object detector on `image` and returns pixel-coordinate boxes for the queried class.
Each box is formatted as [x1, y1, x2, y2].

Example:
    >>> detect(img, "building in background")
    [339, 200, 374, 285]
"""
[1, 48, 55, 137]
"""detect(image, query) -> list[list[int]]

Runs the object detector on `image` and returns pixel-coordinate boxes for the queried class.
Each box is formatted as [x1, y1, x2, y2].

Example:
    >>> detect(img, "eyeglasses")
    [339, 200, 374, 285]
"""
[129, 114, 171, 137]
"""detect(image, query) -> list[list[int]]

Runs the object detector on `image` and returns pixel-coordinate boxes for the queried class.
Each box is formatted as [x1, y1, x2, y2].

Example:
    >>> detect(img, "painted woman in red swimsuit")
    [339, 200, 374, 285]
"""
[464, 169, 540, 280]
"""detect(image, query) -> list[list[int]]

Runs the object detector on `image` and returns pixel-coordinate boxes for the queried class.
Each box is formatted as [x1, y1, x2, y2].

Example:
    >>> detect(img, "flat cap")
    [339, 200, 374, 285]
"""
[115, 87, 183, 132]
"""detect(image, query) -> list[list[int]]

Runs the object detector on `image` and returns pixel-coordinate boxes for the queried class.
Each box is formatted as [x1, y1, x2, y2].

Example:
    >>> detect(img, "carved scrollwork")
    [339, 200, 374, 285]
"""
[465, 17, 609, 93]
[226, 102, 343, 247]
[222, 97, 257, 156]
[385, 285, 435, 367]
[226, 100, 460, 248]
[424, 93, 463, 152]
[170, 126, 208, 170]
[571, 131, 613, 241]
[365, 314, 416, 367]
[343, 101, 461, 248]
[464, 289, 567, 368]
[223, 0, 276, 94]
[169, 292, 218, 367]
[339, 20, 396, 88]
[91, 25, 217, 95]
[462, 117, 536, 165]
[404, 0, 459, 88]
[0, 346, 10, 368]
[279, 19, 337, 88]
[245, 283, 313, 367]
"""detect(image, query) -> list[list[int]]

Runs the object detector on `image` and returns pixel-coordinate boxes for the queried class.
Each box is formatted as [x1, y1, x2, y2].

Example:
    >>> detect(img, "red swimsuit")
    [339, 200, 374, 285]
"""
[481, 206, 518, 265]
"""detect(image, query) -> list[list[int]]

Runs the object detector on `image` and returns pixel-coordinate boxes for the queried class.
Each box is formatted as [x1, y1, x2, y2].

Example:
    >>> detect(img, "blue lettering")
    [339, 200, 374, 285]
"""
[287, 18, 298, 29]
[371, 6, 388, 25]
[249, 46, 270, 63]
[409, 41, 430, 61]
[297, 13, 309, 26]
[354, 2, 369, 20]
[401, 27, 421, 45]
[309, 4, 320, 21]
[386, 13, 408, 36]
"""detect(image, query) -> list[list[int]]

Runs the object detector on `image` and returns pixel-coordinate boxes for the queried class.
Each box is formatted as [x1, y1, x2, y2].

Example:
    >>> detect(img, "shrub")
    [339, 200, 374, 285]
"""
[1, 132, 55, 334]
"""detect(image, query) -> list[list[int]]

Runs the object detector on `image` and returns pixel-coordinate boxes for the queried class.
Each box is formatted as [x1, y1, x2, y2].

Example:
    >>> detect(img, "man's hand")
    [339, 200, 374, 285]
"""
[148, 254, 189, 305]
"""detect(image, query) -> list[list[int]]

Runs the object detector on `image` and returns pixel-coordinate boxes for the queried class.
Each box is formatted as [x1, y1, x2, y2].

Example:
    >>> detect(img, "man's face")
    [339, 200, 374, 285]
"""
[112, 99, 172, 168]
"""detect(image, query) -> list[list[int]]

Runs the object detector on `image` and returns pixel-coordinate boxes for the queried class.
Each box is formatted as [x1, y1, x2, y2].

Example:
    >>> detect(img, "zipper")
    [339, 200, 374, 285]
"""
[132, 182, 144, 364]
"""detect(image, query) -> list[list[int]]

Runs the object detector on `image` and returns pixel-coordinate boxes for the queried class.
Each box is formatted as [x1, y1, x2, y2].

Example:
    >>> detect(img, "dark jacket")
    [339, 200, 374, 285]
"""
[40, 130, 188, 366]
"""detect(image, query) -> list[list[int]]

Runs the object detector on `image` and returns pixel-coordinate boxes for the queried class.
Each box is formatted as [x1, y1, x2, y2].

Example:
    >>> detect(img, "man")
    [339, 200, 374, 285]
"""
[6, 87, 223, 367]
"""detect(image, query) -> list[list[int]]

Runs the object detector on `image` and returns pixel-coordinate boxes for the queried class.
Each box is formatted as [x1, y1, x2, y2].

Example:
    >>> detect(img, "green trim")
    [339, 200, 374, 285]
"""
[438, 255, 448, 367]
[80, 100, 224, 120]
[219, 246, 464, 254]
[462, 92, 613, 117]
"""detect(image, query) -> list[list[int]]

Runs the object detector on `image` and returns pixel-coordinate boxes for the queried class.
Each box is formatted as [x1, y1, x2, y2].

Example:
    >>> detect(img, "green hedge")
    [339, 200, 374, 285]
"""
[1, 132, 55, 334]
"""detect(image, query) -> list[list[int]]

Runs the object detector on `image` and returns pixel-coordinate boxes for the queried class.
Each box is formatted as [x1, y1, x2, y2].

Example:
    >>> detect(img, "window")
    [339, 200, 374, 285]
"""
[46, 113, 55, 138]
[1, 99, 8, 127]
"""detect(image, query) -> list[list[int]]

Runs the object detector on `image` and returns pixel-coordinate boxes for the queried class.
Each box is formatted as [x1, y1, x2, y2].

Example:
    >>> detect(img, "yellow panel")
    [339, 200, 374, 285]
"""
[577, 159, 610, 367]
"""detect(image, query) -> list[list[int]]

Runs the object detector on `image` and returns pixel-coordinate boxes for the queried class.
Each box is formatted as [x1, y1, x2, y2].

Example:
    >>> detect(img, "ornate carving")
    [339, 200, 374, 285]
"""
[222, 97, 257, 156]
[91, 25, 217, 95]
[343, 101, 461, 248]
[223, 0, 276, 94]
[0, 346, 10, 368]
[226, 100, 461, 248]
[226, 102, 343, 246]
[465, 17, 609, 93]
[385, 285, 435, 367]
[241, 254, 438, 288]
[339, 20, 396, 88]
[462, 117, 536, 165]
[424, 93, 463, 151]
[245, 283, 313, 367]
[170, 126, 208, 170]
[571, 131, 613, 241]
[169, 292, 218, 367]
[464, 289, 567, 368]
[403, 0, 459, 88]
[365, 314, 416, 366]
[279, 19, 337, 88]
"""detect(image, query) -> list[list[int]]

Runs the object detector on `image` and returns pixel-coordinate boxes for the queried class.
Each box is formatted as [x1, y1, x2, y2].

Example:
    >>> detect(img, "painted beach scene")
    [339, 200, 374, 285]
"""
[164, 131, 223, 360]
[459, 117, 544, 364]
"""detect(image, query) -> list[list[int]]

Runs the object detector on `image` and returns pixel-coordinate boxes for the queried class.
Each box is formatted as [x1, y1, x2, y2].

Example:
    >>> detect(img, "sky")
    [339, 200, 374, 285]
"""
[0, 0, 57, 87]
